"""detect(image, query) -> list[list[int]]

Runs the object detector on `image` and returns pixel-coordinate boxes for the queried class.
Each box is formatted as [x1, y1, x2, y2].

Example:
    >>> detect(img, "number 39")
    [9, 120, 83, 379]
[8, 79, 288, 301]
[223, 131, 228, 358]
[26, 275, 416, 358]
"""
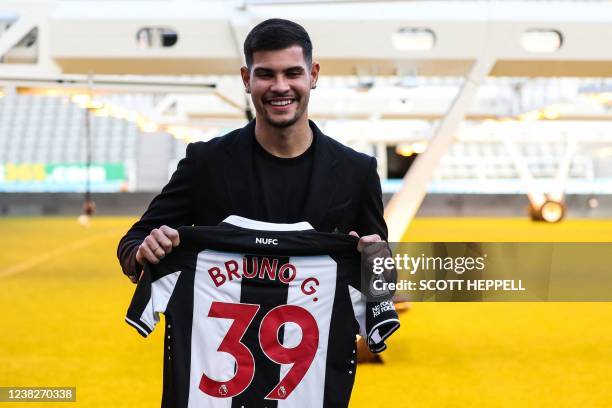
[199, 301, 319, 400]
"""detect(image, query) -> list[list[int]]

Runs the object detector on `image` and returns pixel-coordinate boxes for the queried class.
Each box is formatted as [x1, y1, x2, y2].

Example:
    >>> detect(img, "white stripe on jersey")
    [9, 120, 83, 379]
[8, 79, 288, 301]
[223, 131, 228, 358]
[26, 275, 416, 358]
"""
[278, 255, 336, 408]
[188, 250, 243, 408]
[140, 271, 181, 331]
[348, 285, 367, 339]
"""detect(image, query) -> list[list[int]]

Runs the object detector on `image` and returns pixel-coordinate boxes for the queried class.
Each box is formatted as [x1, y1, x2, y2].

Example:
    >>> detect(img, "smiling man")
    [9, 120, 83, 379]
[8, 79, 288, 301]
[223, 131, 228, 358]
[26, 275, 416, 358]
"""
[117, 18, 387, 282]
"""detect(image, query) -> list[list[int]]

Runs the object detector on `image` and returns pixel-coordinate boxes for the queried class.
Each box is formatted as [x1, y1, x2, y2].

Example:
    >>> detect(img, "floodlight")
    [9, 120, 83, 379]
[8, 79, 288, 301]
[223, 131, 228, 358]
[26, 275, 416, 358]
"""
[530, 199, 565, 223]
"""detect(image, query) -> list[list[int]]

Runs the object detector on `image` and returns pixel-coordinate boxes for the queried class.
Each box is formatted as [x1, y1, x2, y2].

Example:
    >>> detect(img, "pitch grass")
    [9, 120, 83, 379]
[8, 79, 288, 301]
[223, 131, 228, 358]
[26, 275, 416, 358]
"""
[1, 217, 611, 407]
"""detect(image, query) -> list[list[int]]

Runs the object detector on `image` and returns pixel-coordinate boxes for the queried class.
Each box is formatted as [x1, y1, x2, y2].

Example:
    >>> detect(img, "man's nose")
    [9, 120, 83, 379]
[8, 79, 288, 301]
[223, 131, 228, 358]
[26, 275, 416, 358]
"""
[270, 75, 290, 93]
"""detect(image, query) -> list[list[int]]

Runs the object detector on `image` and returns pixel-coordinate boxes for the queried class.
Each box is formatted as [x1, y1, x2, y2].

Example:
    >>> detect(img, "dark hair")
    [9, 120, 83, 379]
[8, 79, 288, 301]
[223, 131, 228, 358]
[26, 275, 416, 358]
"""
[243, 18, 312, 69]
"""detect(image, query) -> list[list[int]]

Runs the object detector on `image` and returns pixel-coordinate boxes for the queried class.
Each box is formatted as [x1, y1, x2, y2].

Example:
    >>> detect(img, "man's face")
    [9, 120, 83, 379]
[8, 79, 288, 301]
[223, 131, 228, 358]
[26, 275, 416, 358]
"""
[241, 46, 319, 128]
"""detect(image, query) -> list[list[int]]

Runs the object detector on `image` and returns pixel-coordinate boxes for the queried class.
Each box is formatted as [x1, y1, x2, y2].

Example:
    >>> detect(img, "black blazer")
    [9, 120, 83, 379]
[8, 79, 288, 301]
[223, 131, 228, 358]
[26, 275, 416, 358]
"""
[117, 120, 387, 280]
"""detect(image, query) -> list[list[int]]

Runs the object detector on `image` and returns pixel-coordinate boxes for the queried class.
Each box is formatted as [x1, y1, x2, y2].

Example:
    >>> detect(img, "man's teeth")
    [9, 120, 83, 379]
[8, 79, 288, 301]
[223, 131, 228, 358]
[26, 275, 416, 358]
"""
[269, 99, 293, 106]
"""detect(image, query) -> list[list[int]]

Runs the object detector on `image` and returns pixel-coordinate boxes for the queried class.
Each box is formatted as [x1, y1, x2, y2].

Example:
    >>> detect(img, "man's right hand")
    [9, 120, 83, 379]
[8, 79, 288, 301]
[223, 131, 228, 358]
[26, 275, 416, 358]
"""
[135, 225, 180, 265]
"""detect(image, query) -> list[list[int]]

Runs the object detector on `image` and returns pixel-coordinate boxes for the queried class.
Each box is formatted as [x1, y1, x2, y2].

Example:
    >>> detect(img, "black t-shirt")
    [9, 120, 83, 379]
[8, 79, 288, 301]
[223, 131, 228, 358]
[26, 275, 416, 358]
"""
[252, 134, 314, 223]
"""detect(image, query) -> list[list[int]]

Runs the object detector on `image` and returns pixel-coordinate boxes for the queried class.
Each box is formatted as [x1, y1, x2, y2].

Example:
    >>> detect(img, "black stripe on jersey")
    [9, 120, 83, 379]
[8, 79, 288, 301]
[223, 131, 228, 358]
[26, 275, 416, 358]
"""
[160, 248, 198, 408]
[231, 255, 291, 408]
[323, 253, 361, 408]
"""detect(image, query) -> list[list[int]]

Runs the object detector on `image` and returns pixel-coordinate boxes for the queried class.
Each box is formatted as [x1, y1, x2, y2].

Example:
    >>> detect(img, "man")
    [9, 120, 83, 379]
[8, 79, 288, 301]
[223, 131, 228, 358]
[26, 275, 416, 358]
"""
[117, 18, 387, 282]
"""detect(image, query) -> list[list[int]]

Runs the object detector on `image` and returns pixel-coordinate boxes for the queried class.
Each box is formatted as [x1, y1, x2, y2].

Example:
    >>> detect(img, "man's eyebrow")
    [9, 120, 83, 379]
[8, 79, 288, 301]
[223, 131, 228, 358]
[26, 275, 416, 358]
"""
[253, 67, 273, 74]
[284, 66, 305, 72]
[253, 66, 305, 74]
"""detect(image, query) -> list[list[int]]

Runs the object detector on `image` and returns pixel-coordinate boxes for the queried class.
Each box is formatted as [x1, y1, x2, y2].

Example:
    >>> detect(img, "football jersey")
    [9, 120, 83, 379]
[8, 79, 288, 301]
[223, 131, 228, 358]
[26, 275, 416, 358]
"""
[125, 216, 400, 408]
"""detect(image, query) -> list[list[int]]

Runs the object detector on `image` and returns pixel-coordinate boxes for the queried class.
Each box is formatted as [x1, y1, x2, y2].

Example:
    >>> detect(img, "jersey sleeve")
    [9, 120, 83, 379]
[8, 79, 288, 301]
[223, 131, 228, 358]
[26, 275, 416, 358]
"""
[348, 286, 401, 353]
[125, 261, 182, 338]
[364, 299, 400, 353]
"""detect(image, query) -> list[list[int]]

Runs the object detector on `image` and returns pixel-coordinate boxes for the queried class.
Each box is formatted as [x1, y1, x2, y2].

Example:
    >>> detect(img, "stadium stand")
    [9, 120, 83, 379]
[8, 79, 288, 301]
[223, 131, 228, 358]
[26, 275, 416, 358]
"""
[0, 92, 139, 165]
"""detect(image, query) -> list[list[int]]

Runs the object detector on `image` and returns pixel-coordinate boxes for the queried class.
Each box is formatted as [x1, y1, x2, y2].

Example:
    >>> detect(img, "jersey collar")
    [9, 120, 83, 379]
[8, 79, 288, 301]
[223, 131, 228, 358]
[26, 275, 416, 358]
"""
[222, 215, 314, 231]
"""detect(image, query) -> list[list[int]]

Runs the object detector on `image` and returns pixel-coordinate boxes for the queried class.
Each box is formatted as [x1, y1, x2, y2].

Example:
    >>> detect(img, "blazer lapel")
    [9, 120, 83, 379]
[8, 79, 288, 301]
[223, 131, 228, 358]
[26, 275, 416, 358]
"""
[223, 120, 258, 219]
[302, 120, 338, 228]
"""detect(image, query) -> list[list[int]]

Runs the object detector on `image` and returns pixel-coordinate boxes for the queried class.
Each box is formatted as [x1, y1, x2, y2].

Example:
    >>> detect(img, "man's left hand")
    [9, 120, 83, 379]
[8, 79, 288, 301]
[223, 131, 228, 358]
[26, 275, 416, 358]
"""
[348, 231, 383, 252]
[349, 231, 396, 299]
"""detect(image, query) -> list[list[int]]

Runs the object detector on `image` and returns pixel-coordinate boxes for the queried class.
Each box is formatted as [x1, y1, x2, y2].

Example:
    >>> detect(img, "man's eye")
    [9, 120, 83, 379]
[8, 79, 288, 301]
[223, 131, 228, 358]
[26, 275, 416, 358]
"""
[257, 72, 273, 78]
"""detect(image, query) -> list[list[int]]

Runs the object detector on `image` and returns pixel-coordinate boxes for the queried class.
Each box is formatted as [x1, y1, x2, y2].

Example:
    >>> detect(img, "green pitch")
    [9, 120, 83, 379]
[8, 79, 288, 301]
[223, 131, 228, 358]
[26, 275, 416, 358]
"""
[1, 217, 611, 407]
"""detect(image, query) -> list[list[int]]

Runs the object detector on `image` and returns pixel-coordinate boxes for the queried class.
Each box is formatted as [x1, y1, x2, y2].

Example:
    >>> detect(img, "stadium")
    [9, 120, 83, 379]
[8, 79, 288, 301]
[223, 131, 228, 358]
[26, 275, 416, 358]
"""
[1, 1, 612, 407]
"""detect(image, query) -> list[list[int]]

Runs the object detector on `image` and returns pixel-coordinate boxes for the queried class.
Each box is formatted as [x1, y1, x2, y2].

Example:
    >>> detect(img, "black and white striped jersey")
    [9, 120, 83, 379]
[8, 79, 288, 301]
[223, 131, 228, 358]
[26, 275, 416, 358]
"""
[126, 216, 399, 408]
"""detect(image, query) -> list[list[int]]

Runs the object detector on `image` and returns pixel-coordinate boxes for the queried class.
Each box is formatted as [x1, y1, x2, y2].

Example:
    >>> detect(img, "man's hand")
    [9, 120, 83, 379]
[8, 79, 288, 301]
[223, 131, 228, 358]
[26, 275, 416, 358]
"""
[136, 225, 180, 265]
[348, 231, 383, 252]
[349, 231, 396, 300]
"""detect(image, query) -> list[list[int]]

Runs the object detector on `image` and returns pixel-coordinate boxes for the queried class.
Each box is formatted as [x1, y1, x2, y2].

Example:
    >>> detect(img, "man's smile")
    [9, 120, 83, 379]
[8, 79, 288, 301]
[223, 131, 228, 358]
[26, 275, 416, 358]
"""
[266, 97, 296, 108]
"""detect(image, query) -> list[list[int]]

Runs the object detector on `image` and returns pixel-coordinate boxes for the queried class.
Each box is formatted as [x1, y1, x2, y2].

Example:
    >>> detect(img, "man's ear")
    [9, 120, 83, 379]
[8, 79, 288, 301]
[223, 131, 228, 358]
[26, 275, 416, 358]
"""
[240, 65, 251, 93]
[310, 61, 320, 89]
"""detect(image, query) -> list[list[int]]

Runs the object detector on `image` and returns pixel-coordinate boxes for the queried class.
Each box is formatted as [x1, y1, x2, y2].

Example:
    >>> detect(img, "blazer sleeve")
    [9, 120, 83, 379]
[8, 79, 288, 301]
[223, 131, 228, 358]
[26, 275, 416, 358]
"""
[117, 142, 199, 282]
[355, 157, 388, 241]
